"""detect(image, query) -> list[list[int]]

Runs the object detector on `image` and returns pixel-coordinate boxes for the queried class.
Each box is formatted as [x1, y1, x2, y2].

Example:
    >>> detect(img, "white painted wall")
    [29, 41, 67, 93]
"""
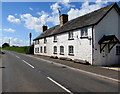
[93, 8, 120, 66]
[34, 7, 120, 66]
[34, 27, 93, 64]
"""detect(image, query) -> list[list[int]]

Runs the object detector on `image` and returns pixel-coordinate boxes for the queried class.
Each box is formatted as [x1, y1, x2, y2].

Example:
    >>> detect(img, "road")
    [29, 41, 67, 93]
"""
[2, 51, 119, 93]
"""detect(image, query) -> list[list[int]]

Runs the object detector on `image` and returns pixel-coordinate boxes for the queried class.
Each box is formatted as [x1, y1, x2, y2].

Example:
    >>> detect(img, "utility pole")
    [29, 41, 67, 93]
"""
[29, 32, 32, 46]
[9, 38, 10, 46]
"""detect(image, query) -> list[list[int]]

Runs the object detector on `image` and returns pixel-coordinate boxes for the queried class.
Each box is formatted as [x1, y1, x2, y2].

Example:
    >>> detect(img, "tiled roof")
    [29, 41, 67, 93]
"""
[34, 3, 119, 40]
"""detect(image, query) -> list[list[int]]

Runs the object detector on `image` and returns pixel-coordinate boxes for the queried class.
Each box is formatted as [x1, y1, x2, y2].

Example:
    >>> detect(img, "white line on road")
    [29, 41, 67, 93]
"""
[15, 56, 20, 59]
[47, 77, 73, 94]
[21, 54, 120, 83]
[22, 60, 34, 69]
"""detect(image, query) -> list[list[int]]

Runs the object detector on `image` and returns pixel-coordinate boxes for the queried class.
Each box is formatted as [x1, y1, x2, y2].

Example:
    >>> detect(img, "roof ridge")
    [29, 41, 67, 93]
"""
[34, 3, 118, 40]
[64, 3, 115, 25]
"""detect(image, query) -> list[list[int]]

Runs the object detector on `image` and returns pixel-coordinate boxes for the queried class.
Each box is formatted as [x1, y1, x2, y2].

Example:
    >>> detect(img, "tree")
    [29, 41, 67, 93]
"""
[2, 43, 10, 48]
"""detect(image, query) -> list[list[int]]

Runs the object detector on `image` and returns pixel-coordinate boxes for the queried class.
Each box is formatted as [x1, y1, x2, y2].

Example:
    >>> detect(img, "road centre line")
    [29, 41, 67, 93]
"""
[22, 60, 34, 69]
[47, 77, 73, 94]
[15, 55, 20, 59]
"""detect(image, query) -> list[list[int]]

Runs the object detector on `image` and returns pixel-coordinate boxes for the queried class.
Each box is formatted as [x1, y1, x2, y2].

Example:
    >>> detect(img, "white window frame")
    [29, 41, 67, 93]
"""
[60, 46, 64, 55]
[53, 35, 57, 42]
[35, 47, 39, 53]
[35, 40, 39, 45]
[40, 46, 42, 53]
[68, 31, 74, 40]
[81, 27, 88, 38]
[68, 45, 74, 56]
[53, 46, 57, 54]
[44, 46, 47, 53]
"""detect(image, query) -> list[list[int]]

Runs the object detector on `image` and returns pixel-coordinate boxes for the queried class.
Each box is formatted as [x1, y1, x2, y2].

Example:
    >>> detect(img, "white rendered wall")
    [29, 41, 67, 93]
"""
[93, 8, 120, 66]
[34, 27, 93, 64]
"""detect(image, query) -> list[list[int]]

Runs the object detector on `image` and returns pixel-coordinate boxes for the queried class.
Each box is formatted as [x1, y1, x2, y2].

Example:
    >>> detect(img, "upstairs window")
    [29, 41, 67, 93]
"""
[53, 35, 57, 42]
[44, 46, 46, 53]
[68, 32, 74, 40]
[81, 27, 88, 38]
[44, 38, 47, 44]
[68, 45, 74, 56]
[40, 46, 42, 53]
[53, 46, 57, 54]
[60, 46, 64, 55]
[116, 46, 120, 55]
[35, 40, 39, 44]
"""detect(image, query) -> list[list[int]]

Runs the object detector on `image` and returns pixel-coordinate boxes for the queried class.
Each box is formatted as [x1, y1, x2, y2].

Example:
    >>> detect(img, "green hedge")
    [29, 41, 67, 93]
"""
[2, 46, 34, 54]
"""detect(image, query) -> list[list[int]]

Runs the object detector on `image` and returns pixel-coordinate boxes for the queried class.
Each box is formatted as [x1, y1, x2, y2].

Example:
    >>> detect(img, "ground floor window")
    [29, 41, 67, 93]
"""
[53, 46, 57, 54]
[44, 46, 47, 53]
[116, 46, 120, 55]
[35, 48, 39, 53]
[68, 45, 74, 56]
[40, 46, 42, 53]
[60, 46, 64, 55]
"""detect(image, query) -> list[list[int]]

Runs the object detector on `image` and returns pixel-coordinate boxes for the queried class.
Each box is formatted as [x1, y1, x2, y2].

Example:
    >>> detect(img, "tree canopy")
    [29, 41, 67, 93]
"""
[2, 43, 10, 48]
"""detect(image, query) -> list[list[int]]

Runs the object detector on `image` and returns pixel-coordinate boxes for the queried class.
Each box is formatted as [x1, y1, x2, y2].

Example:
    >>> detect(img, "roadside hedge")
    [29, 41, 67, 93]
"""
[2, 46, 34, 54]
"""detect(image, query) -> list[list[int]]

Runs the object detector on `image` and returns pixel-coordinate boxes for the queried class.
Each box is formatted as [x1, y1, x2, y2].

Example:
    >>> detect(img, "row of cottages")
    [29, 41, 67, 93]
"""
[34, 3, 120, 66]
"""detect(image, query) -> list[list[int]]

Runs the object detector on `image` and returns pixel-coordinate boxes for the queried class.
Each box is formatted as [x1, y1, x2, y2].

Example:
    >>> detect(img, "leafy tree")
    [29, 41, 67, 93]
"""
[2, 43, 10, 48]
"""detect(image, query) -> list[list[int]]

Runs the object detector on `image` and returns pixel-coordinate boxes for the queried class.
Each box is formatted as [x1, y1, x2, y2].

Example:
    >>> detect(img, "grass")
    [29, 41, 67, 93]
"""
[2, 46, 31, 54]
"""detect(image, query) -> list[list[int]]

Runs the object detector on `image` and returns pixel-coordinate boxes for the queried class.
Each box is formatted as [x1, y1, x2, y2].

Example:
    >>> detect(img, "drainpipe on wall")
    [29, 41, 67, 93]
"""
[92, 25, 95, 65]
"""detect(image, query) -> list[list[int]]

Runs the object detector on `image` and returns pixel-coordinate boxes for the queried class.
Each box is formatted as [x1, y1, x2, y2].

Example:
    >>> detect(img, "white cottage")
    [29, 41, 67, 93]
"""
[34, 3, 120, 66]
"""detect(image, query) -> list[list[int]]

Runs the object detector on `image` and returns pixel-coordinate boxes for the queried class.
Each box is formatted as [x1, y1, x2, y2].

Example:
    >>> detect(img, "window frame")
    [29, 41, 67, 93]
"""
[60, 46, 64, 55]
[44, 46, 47, 53]
[53, 35, 57, 42]
[80, 27, 88, 38]
[35, 40, 39, 45]
[40, 46, 43, 53]
[44, 38, 47, 44]
[35, 47, 39, 53]
[68, 31, 74, 40]
[53, 46, 57, 54]
[68, 45, 74, 56]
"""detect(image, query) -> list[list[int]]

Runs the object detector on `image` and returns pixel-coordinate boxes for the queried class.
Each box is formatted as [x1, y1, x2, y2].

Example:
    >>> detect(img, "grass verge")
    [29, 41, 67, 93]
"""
[2, 46, 32, 54]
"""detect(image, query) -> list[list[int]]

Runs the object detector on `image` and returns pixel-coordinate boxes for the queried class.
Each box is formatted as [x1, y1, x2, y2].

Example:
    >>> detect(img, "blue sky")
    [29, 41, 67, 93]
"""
[1, 0, 120, 46]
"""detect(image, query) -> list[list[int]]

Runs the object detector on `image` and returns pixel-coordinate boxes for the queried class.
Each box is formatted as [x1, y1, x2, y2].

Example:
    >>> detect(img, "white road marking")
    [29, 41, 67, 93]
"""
[47, 77, 73, 94]
[20, 54, 120, 83]
[15, 56, 20, 59]
[22, 60, 34, 69]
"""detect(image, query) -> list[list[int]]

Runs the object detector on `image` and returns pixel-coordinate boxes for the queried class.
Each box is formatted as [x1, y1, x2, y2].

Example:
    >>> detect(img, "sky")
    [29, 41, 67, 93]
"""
[0, 0, 120, 46]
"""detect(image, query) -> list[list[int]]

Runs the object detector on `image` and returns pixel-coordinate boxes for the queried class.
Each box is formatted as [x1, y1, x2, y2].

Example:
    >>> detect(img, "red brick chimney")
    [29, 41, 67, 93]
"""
[60, 14, 68, 26]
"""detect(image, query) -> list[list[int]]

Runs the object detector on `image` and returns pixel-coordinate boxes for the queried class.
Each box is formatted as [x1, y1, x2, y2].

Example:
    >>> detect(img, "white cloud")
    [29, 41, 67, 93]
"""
[18, 0, 109, 33]
[7, 15, 21, 24]
[68, 0, 108, 20]
[1, 28, 15, 32]
[29, 7, 33, 11]
[2, 37, 29, 46]
[59, 0, 75, 8]
[50, 3, 61, 14]
[20, 12, 48, 32]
